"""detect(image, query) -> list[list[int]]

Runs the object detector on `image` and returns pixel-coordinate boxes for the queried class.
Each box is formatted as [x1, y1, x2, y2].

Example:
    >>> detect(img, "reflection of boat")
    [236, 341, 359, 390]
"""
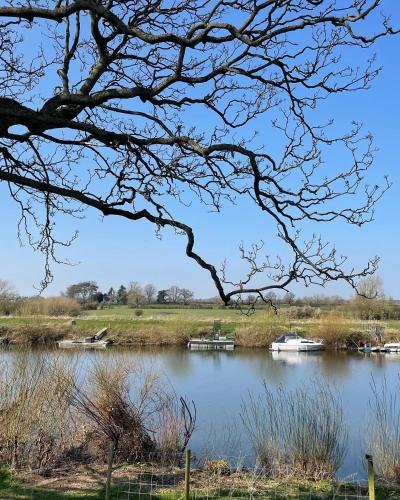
[271, 333, 324, 352]
[383, 342, 400, 353]
[271, 350, 322, 365]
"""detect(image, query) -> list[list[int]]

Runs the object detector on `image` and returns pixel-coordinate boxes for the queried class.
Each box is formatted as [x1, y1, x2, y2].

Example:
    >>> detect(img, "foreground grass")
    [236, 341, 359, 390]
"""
[1, 467, 400, 500]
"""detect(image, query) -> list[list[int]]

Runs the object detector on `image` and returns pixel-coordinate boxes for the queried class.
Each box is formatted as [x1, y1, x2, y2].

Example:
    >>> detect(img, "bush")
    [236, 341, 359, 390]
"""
[16, 296, 80, 317]
[286, 306, 316, 319]
[241, 382, 347, 479]
[315, 313, 351, 348]
[0, 355, 195, 470]
[134, 309, 144, 317]
[235, 311, 289, 347]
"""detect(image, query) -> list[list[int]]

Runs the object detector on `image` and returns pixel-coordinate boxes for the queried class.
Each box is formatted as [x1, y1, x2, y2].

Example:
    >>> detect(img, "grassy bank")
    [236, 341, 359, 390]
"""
[2, 466, 400, 500]
[0, 306, 399, 347]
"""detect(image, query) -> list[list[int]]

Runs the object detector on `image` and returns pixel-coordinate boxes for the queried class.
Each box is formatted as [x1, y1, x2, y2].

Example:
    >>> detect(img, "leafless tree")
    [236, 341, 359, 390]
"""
[0, 1, 397, 306]
[180, 288, 194, 305]
[144, 283, 157, 304]
[167, 285, 181, 303]
[127, 280, 145, 308]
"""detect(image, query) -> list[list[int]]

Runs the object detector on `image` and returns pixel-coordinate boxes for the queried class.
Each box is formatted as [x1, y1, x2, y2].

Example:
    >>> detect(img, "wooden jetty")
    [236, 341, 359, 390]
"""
[188, 335, 235, 351]
[58, 328, 110, 348]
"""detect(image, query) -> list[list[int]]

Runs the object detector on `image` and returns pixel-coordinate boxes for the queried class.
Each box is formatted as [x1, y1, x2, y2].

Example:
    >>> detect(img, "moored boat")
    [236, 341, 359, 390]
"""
[383, 342, 400, 353]
[271, 333, 324, 352]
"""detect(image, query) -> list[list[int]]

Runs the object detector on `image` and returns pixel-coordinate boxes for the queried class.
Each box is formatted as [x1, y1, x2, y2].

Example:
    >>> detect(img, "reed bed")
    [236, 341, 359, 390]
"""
[241, 382, 348, 480]
[0, 352, 195, 472]
[368, 376, 400, 483]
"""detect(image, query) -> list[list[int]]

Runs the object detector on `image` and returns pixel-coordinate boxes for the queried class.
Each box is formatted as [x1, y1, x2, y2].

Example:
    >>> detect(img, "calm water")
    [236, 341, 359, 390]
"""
[3, 346, 400, 480]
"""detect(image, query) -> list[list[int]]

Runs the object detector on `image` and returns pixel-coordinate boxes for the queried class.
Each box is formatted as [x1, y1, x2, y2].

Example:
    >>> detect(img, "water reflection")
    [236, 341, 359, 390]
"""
[1, 345, 399, 480]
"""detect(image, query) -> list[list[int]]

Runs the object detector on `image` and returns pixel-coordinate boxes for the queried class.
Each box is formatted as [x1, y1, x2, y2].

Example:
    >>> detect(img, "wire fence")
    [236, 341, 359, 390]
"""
[0, 450, 388, 500]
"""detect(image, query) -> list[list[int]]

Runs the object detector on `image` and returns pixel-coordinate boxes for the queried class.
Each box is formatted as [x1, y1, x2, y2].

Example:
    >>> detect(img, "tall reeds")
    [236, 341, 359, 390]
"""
[241, 382, 347, 479]
[368, 376, 400, 483]
[0, 353, 195, 471]
[0, 353, 76, 469]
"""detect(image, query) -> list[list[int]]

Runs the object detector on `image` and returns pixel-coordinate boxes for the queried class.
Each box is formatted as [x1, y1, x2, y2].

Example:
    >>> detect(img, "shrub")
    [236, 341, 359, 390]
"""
[315, 313, 351, 348]
[241, 382, 347, 479]
[235, 311, 289, 347]
[134, 309, 144, 317]
[68, 358, 196, 464]
[15, 296, 80, 317]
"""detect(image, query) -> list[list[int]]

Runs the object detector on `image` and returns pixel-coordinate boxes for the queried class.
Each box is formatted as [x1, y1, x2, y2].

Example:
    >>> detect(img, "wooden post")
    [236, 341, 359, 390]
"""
[105, 440, 117, 500]
[365, 454, 375, 500]
[184, 448, 191, 500]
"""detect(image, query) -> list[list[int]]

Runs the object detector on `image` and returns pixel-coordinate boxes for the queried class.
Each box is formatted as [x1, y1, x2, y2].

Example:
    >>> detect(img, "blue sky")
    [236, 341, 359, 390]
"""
[0, 5, 399, 299]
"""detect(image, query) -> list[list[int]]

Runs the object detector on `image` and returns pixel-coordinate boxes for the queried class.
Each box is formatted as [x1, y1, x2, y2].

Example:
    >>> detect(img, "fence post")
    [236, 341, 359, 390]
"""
[184, 448, 191, 500]
[365, 454, 375, 500]
[105, 440, 116, 500]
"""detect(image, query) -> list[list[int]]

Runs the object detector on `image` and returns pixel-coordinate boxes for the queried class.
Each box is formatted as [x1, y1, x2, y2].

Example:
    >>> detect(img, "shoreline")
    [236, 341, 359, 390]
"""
[0, 312, 399, 349]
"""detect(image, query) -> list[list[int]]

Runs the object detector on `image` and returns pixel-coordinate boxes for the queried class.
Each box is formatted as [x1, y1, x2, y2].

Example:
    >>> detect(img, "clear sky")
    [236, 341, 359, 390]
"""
[0, 4, 399, 299]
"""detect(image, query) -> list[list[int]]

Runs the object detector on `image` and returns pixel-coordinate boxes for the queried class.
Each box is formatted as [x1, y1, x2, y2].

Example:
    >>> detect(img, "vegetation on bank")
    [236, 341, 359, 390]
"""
[2, 466, 400, 500]
[0, 306, 399, 347]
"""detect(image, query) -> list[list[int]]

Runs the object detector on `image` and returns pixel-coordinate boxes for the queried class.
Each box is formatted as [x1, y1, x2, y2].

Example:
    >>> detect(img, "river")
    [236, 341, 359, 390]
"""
[2, 346, 400, 480]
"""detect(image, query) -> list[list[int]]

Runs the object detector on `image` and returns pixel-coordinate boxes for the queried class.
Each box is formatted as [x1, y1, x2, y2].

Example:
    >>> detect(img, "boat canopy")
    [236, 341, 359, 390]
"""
[274, 333, 299, 343]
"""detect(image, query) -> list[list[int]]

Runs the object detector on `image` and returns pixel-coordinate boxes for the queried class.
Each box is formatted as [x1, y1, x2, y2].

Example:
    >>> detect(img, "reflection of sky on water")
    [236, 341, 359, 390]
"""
[2, 347, 400, 480]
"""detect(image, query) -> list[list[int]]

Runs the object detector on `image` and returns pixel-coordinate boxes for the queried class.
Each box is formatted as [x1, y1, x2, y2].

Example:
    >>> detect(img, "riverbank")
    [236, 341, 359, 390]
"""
[1, 464, 400, 500]
[0, 307, 399, 347]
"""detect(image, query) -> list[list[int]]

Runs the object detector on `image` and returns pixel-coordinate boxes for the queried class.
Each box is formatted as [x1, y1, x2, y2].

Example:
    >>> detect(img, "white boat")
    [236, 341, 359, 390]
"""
[271, 333, 324, 352]
[383, 342, 400, 353]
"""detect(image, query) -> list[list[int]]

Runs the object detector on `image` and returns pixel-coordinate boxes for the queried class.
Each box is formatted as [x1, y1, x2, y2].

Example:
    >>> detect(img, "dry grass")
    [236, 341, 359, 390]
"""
[16, 297, 81, 317]
[315, 313, 351, 348]
[235, 311, 289, 347]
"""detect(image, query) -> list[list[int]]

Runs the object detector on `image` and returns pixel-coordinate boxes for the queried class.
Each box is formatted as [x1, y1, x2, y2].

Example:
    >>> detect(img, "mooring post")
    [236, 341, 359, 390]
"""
[184, 448, 191, 500]
[365, 454, 375, 500]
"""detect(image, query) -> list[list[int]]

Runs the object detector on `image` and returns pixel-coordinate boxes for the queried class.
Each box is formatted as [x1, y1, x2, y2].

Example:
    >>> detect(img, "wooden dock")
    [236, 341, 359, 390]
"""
[188, 336, 235, 351]
[58, 328, 110, 348]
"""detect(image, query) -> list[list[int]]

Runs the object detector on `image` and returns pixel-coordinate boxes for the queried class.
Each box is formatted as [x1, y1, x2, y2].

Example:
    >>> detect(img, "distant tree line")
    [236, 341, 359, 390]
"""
[64, 281, 195, 309]
[0, 276, 399, 320]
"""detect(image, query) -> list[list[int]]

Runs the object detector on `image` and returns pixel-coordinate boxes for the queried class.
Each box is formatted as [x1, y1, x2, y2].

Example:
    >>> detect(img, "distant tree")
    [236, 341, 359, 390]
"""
[66, 281, 98, 304]
[157, 290, 169, 304]
[246, 294, 256, 305]
[0, 279, 17, 315]
[116, 285, 128, 305]
[144, 284, 157, 304]
[93, 292, 104, 304]
[127, 282, 145, 308]
[284, 292, 295, 305]
[351, 277, 386, 320]
[167, 286, 181, 304]
[180, 288, 194, 305]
